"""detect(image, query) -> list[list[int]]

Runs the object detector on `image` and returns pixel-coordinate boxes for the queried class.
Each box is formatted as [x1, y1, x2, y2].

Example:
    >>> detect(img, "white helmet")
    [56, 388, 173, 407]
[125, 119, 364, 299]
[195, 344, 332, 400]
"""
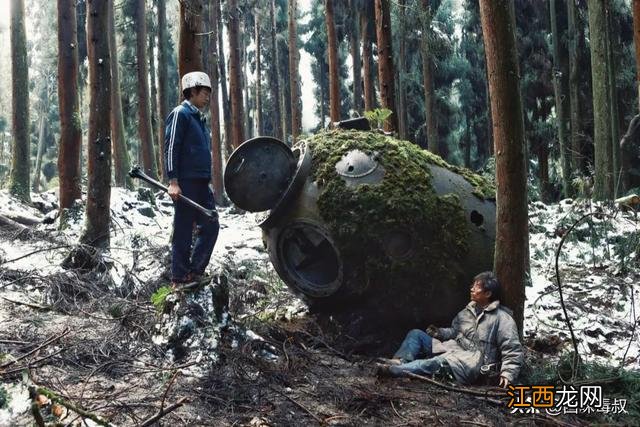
[181, 71, 211, 90]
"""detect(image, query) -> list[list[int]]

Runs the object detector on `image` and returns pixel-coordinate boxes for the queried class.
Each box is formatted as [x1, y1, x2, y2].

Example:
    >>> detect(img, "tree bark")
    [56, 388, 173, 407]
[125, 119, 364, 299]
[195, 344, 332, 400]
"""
[148, 10, 160, 177]
[360, 4, 375, 112]
[32, 90, 49, 193]
[57, 0, 82, 211]
[420, 0, 437, 153]
[587, 0, 613, 200]
[288, 0, 301, 142]
[242, 26, 251, 140]
[567, 0, 582, 172]
[9, 0, 30, 202]
[550, 0, 571, 198]
[326, 0, 340, 123]
[216, 0, 232, 157]
[479, 0, 528, 334]
[228, 0, 245, 149]
[208, 0, 225, 206]
[633, 0, 640, 111]
[397, 0, 407, 140]
[81, 0, 112, 249]
[374, 0, 397, 132]
[157, 0, 169, 180]
[178, 0, 204, 77]
[255, 11, 263, 135]
[269, 0, 283, 140]
[605, 3, 621, 196]
[109, 0, 132, 189]
[134, 0, 158, 179]
[349, 0, 362, 115]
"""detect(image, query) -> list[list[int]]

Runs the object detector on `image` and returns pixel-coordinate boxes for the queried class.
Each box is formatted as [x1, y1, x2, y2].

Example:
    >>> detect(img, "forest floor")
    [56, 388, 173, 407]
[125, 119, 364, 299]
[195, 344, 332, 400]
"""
[0, 188, 638, 426]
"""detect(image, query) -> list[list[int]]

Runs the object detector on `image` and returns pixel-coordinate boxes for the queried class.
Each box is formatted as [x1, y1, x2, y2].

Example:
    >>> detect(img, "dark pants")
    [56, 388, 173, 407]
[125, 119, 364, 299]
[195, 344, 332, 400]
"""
[390, 329, 448, 376]
[171, 179, 219, 282]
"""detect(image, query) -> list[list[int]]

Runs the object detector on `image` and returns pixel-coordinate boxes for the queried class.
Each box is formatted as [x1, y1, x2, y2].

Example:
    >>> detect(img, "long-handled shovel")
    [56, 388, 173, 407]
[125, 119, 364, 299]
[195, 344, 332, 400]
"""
[129, 165, 218, 221]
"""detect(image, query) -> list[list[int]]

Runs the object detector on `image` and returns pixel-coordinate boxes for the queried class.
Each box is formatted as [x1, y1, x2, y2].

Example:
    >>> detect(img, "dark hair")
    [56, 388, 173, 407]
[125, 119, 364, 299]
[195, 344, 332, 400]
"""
[474, 271, 501, 302]
[182, 86, 208, 100]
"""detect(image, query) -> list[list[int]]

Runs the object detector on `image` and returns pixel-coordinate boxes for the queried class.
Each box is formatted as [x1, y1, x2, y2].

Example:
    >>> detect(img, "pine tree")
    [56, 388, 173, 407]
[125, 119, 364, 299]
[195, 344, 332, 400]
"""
[374, 0, 397, 132]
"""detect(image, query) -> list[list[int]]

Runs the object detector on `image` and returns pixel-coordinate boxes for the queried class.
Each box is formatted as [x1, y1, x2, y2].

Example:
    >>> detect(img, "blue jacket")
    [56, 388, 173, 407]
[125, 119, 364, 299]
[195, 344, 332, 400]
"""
[164, 101, 212, 181]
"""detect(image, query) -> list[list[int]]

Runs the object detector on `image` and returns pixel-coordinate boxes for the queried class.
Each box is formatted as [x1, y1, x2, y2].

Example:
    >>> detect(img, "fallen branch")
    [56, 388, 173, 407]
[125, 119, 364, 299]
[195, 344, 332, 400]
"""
[269, 385, 324, 424]
[403, 372, 505, 399]
[0, 295, 51, 311]
[0, 348, 64, 376]
[36, 386, 112, 426]
[0, 327, 70, 371]
[138, 396, 188, 427]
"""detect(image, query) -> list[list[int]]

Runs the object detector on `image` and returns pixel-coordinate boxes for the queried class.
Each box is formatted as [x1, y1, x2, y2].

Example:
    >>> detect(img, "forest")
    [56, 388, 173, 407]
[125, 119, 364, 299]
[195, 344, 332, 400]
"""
[0, 0, 639, 425]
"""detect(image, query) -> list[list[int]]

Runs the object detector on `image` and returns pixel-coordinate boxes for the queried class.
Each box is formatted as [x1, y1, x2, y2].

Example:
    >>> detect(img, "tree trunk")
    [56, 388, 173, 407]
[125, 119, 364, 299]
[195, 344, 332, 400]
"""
[633, 0, 640, 111]
[479, 0, 528, 334]
[81, 0, 112, 249]
[550, 0, 571, 198]
[135, 0, 158, 179]
[374, 0, 397, 132]
[242, 26, 251, 140]
[269, 0, 283, 140]
[216, 0, 232, 157]
[109, 0, 132, 189]
[57, 0, 82, 211]
[9, 0, 30, 202]
[148, 10, 160, 177]
[288, 0, 301, 142]
[157, 0, 169, 180]
[397, 0, 407, 140]
[208, 0, 225, 206]
[178, 0, 204, 77]
[255, 11, 263, 135]
[567, 0, 582, 172]
[361, 5, 375, 112]
[420, 0, 437, 153]
[587, 0, 613, 200]
[228, 0, 245, 149]
[32, 92, 49, 193]
[349, 1, 362, 115]
[606, 3, 621, 196]
[326, 0, 340, 123]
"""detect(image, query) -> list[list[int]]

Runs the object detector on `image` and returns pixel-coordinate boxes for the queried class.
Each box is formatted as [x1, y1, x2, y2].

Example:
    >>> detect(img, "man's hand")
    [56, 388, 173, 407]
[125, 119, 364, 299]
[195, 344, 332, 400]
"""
[499, 376, 510, 388]
[425, 325, 439, 338]
[168, 181, 182, 201]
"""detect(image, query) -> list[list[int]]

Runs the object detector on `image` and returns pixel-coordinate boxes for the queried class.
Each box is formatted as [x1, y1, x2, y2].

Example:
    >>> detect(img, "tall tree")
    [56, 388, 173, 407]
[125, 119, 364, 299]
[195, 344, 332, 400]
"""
[289, 0, 302, 142]
[479, 0, 528, 333]
[550, 0, 571, 197]
[81, 0, 112, 248]
[588, 0, 613, 200]
[634, 0, 640, 111]
[397, 0, 407, 140]
[216, 0, 232, 156]
[269, 0, 283, 140]
[109, 0, 132, 188]
[567, 0, 583, 171]
[255, 9, 263, 135]
[179, 0, 204, 76]
[374, 0, 397, 132]
[325, 0, 340, 123]
[134, 0, 158, 179]
[209, 0, 225, 205]
[57, 0, 82, 212]
[420, 0, 437, 153]
[349, 0, 363, 115]
[605, 3, 621, 196]
[157, 0, 169, 179]
[228, 0, 245, 148]
[32, 83, 50, 193]
[148, 9, 161, 176]
[360, 1, 375, 111]
[9, 0, 30, 202]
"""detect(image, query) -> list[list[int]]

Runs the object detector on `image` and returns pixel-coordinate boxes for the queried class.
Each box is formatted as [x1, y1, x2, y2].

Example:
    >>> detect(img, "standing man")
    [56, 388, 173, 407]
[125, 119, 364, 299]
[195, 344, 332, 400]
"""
[165, 71, 219, 286]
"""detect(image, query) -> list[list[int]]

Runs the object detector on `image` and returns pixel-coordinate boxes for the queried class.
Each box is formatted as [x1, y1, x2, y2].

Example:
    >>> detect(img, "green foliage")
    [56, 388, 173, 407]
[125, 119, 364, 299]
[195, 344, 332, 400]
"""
[151, 286, 172, 312]
[0, 384, 8, 409]
[363, 108, 392, 130]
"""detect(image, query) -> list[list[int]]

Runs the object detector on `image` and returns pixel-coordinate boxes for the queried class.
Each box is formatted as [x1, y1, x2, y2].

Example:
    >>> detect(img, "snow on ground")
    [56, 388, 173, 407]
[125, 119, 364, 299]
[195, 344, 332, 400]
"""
[526, 199, 640, 367]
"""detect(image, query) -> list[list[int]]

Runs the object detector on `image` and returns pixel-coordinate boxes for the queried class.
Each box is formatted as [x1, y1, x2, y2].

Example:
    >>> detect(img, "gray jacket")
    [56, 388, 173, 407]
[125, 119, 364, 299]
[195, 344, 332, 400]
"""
[433, 300, 523, 385]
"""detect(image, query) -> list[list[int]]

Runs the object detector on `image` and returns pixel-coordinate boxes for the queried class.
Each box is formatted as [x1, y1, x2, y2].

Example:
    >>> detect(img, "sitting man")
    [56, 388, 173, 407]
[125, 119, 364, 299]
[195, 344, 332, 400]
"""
[378, 272, 523, 388]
